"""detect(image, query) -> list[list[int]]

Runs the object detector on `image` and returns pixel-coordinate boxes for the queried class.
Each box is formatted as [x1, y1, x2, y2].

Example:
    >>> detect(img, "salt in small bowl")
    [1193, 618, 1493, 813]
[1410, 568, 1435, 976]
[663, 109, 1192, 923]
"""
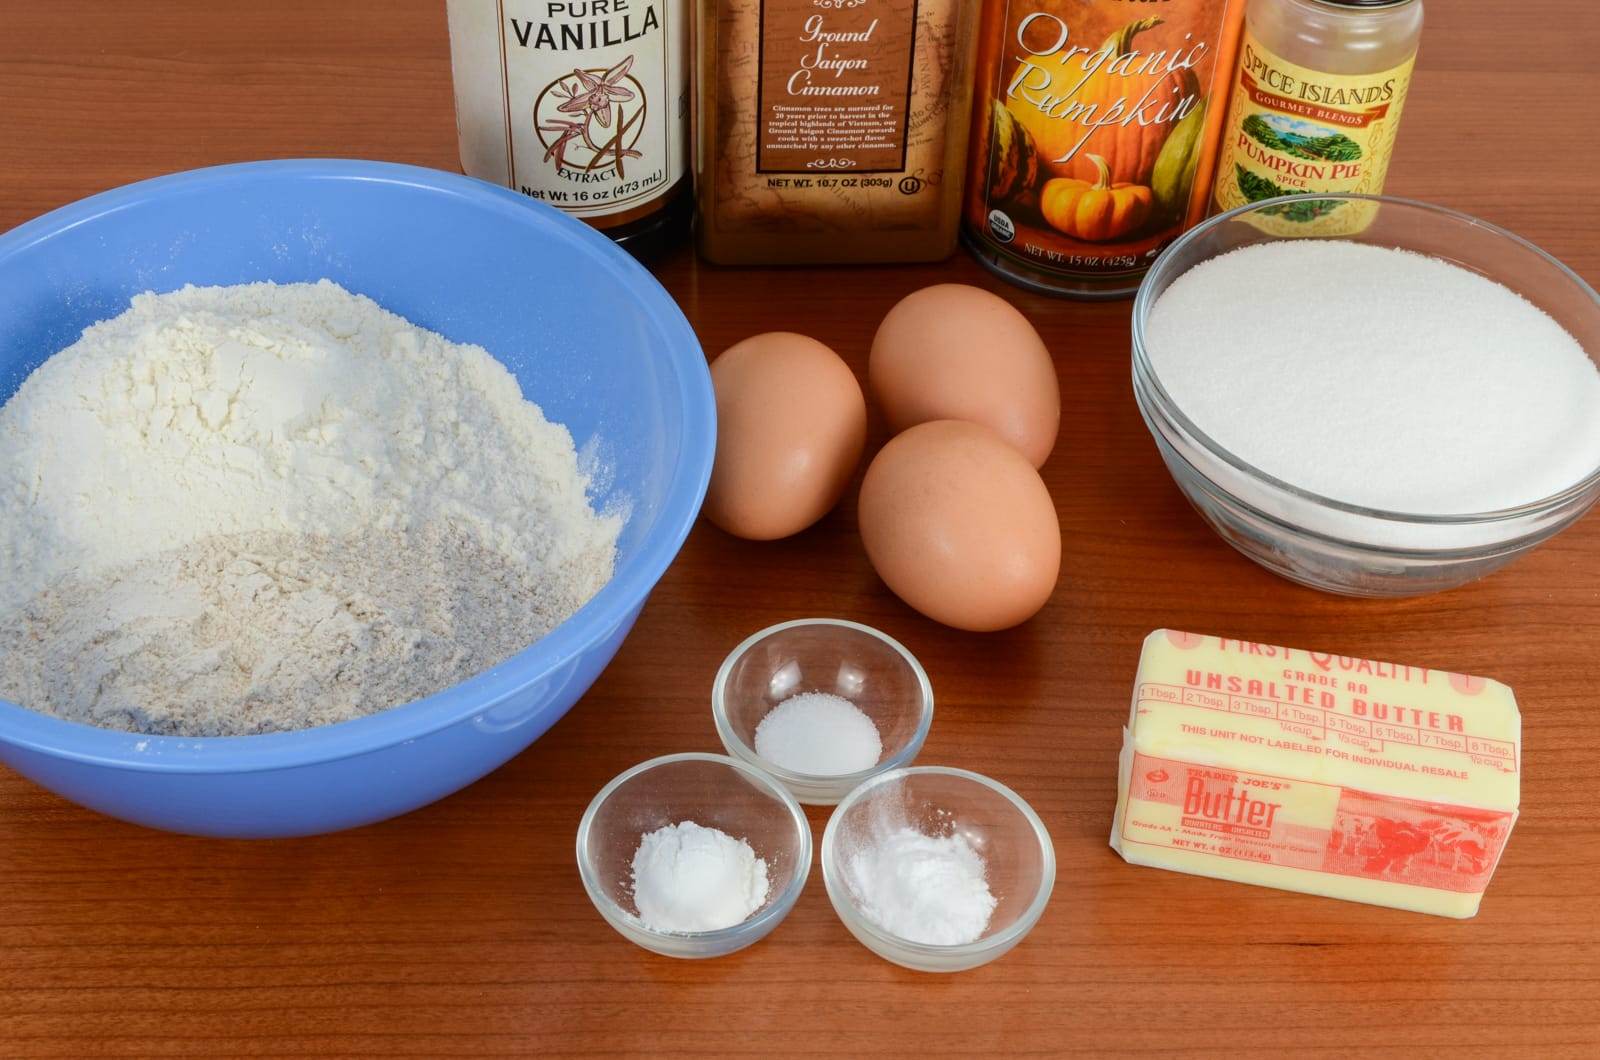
[712, 618, 934, 805]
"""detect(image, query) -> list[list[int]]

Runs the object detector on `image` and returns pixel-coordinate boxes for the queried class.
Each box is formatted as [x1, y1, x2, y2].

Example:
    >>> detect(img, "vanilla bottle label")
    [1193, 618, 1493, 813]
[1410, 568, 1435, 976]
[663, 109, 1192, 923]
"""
[448, 0, 688, 221]
[1212, 28, 1415, 235]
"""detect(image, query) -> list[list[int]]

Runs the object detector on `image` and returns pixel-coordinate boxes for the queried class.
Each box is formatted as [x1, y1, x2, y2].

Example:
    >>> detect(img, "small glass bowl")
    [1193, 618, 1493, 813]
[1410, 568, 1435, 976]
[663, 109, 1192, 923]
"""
[1133, 194, 1600, 597]
[821, 766, 1055, 973]
[575, 753, 811, 959]
[712, 619, 934, 805]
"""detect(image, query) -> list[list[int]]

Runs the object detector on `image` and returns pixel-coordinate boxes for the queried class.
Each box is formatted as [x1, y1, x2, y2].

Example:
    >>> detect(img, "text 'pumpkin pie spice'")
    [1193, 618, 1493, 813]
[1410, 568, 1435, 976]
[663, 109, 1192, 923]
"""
[1212, 0, 1425, 236]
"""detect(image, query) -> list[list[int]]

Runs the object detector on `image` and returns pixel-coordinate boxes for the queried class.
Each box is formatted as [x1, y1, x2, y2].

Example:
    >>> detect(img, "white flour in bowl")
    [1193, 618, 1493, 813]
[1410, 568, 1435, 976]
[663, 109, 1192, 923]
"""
[0, 280, 620, 736]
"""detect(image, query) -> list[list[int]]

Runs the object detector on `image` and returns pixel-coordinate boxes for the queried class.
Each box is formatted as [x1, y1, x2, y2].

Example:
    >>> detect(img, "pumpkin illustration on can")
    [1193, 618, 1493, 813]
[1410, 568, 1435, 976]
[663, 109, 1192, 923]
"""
[964, 1, 1246, 298]
[1040, 154, 1153, 242]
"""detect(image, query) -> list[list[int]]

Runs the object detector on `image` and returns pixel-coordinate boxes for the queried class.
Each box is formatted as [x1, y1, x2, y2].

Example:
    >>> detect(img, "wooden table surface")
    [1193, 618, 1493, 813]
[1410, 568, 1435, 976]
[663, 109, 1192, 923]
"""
[3, 2, 1598, 1056]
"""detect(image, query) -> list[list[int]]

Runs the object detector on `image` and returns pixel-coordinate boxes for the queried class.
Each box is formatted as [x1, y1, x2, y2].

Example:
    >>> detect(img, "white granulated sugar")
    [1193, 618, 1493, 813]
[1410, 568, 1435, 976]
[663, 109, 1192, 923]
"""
[0, 280, 619, 735]
[1145, 241, 1600, 514]
[754, 691, 882, 776]
[845, 827, 997, 946]
[630, 821, 770, 933]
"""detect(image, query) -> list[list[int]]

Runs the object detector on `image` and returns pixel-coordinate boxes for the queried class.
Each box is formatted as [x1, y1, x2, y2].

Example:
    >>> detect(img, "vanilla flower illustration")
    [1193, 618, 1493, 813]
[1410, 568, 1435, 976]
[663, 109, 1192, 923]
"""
[538, 117, 585, 168]
[555, 56, 636, 127]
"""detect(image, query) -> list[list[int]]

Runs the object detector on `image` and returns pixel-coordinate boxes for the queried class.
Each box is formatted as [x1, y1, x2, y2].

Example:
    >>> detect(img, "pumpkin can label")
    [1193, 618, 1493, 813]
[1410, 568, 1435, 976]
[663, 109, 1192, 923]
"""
[1212, 28, 1416, 236]
[964, 0, 1245, 289]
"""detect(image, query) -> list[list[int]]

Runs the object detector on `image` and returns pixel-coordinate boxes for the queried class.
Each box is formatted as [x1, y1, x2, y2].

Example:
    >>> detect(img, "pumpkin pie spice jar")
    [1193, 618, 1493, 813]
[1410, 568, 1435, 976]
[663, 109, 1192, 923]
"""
[963, 0, 1246, 298]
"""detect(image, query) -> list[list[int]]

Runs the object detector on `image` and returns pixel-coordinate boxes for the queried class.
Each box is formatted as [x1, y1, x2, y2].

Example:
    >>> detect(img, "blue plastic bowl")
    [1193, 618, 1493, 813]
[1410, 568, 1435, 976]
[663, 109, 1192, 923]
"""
[0, 160, 714, 837]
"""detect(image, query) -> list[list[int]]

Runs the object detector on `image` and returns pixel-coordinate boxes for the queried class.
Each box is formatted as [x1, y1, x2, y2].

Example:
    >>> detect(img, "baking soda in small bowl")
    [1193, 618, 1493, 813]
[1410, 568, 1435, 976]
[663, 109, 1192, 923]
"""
[630, 820, 770, 934]
[578, 752, 811, 958]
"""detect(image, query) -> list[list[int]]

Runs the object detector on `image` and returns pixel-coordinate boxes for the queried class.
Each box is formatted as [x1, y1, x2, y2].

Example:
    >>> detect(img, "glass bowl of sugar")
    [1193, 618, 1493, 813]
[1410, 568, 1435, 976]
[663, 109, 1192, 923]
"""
[712, 618, 935, 805]
[1133, 194, 1600, 597]
[575, 752, 811, 959]
[821, 766, 1055, 973]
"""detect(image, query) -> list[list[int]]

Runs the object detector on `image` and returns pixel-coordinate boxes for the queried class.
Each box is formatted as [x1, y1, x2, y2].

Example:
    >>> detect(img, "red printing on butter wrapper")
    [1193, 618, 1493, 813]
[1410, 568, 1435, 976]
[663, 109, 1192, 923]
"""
[1122, 752, 1514, 894]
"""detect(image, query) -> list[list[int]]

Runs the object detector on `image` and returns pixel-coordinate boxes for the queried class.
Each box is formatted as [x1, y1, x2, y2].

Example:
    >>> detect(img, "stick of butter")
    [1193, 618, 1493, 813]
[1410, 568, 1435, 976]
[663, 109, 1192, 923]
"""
[1111, 630, 1520, 918]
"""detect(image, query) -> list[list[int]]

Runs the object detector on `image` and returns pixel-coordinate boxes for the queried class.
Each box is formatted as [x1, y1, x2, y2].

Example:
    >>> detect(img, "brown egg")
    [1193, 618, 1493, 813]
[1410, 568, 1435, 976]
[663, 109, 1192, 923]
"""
[858, 420, 1060, 632]
[704, 332, 866, 540]
[869, 284, 1060, 467]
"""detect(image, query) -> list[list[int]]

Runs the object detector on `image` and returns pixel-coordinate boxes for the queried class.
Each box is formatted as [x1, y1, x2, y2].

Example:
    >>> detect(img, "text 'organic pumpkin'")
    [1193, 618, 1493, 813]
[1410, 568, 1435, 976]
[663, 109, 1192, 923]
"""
[1008, 17, 1201, 187]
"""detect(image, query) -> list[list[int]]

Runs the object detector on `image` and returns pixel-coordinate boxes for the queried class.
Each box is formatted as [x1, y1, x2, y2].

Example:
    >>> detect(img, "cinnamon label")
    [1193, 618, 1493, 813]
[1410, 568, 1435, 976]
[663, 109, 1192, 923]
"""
[756, 0, 919, 173]
[707, 0, 969, 237]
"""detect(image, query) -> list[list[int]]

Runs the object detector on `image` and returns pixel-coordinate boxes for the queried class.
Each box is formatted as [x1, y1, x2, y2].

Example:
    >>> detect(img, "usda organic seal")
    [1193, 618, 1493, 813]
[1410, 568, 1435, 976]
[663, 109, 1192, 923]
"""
[987, 210, 1015, 244]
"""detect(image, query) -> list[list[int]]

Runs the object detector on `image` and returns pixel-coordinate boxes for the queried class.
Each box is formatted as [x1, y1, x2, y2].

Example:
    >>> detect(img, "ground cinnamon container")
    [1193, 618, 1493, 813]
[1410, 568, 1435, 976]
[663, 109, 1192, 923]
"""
[695, 0, 979, 264]
[963, 0, 1246, 298]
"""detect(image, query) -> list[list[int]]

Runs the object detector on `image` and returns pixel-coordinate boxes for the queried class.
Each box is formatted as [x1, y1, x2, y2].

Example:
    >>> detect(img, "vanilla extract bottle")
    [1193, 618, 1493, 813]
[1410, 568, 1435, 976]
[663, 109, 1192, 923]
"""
[447, 0, 691, 256]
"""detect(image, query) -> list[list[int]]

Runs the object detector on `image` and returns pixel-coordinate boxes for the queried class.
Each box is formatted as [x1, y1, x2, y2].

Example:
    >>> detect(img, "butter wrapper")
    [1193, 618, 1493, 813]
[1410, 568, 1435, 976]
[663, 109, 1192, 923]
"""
[1111, 630, 1520, 918]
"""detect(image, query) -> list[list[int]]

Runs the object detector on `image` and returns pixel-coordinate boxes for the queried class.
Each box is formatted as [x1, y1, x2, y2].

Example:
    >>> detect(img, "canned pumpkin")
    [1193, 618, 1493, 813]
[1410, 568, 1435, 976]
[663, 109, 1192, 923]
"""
[963, 0, 1246, 299]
